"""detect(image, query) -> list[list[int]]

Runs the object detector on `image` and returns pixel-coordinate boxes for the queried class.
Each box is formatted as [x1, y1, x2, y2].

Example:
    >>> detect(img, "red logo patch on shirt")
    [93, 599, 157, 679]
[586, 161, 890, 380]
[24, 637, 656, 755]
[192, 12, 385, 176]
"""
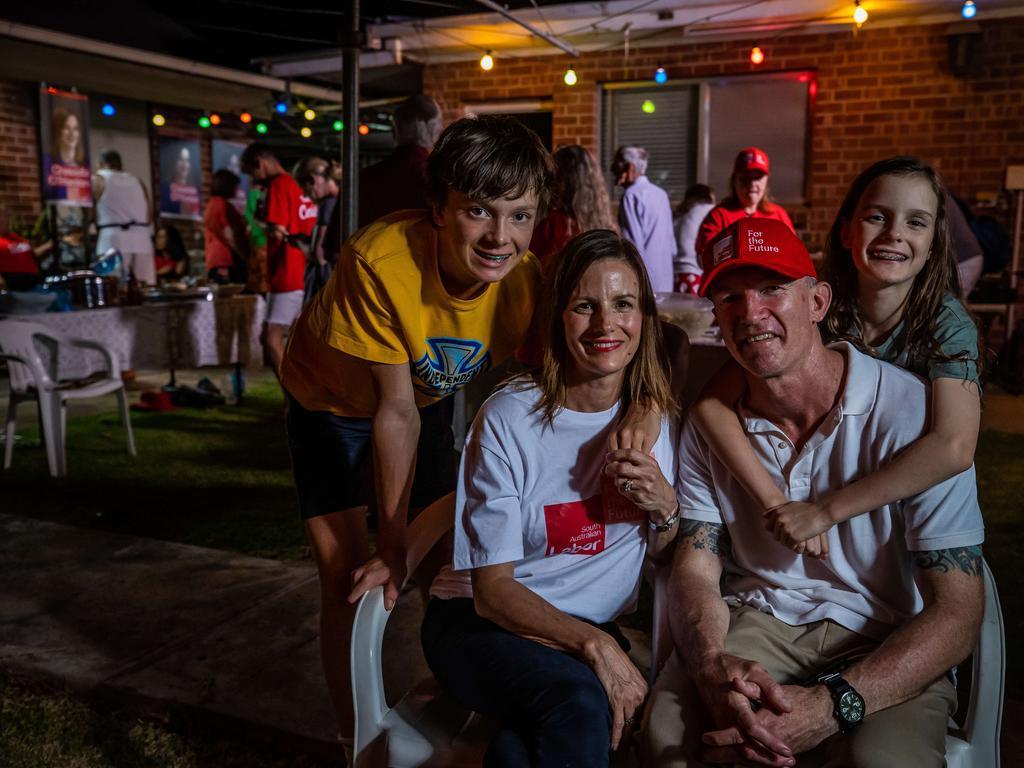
[600, 472, 647, 524]
[544, 495, 605, 557]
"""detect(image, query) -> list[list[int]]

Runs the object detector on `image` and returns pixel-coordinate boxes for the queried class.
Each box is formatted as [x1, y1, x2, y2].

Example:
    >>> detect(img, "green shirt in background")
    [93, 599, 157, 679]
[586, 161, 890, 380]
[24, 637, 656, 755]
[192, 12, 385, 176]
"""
[245, 187, 267, 248]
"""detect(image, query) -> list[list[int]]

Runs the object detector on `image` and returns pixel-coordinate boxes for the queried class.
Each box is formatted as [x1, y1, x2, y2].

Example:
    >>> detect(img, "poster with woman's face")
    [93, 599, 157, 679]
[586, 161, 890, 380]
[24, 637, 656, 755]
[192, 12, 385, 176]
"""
[39, 87, 93, 207]
[212, 139, 249, 214]
[158, 137, 203, 220]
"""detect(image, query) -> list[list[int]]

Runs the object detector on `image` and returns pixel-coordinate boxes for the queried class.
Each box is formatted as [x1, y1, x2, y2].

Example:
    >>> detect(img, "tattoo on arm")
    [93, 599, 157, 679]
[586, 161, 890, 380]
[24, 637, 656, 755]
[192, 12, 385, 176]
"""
[914, 545, 983, 576]
[679, 519, 731, 558]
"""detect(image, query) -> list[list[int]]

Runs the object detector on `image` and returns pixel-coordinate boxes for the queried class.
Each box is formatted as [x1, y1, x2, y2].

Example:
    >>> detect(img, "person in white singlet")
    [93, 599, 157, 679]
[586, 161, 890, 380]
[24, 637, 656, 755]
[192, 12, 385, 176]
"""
[93, 149, 156, 285]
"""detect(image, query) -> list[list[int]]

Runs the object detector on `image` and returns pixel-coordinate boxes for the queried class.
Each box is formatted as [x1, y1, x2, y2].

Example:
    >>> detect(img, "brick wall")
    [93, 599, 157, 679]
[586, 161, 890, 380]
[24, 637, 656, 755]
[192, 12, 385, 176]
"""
[424, 17, 1024, 247]
[0, 80, 42, 228]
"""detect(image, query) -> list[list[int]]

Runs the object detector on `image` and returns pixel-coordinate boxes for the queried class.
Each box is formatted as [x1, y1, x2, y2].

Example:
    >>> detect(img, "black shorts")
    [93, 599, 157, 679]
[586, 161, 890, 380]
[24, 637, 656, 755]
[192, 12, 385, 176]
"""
[285, 392, 457, 520]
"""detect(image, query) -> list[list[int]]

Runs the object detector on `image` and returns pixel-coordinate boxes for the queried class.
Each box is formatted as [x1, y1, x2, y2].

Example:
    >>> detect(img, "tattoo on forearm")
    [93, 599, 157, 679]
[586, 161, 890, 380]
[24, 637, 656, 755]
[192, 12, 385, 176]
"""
[679, 520, 731, 558]
[914, 546, 983, 576]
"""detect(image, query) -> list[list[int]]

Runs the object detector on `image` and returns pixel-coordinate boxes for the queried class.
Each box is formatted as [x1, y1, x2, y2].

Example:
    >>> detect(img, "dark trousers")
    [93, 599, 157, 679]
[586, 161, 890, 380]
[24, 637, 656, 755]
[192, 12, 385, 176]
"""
[421, 597, 614, 768]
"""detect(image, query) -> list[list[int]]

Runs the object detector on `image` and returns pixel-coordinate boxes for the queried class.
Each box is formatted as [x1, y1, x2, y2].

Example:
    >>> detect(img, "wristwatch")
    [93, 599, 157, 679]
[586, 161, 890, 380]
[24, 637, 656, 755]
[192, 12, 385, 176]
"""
[817, 671, 865, 732]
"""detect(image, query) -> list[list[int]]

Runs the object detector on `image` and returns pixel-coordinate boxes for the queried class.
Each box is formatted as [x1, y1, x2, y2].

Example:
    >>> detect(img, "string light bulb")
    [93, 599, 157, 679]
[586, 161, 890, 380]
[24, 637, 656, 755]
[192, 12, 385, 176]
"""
[101, 102, 116, 117]
[304, 108, 316, 121]
[300, 126, 312, 138]
[563, 67, 578, 86]
[198, 115, 211, 128]
[152, 113, 166, 127]
[641, 100, 656, 114]
[358, 124, 370, 136]
[209, 113, 222, 126]
[853, 1, 868, 26]
[255, 122, 268, 134]
[750, 46, 765, 65]
[239, 112, 253, 124]
[333, 120, 344, 131]
[480, 51, 494, 71]
[653, 66, 668, 84]
[275, 100, 288, 114]
[961, 0, 977, 18]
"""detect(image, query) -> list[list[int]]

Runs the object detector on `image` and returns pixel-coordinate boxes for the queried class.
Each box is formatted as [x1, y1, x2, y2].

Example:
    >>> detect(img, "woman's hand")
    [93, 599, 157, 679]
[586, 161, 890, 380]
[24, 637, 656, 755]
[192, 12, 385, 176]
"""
[763, 502, 832, 559]
[582, 634, 648, 751]
[604, 448, 675, 521]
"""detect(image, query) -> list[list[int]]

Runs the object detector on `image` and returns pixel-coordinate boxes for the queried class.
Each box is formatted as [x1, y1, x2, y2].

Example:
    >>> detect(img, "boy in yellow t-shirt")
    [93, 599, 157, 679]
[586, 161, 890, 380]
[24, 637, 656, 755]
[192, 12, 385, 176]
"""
[279, 115, 554, 749]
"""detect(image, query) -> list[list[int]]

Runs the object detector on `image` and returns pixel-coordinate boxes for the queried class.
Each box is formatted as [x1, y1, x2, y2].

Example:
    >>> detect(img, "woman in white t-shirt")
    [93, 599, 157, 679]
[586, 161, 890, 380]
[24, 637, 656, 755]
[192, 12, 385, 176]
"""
[422, 229, 681, 767]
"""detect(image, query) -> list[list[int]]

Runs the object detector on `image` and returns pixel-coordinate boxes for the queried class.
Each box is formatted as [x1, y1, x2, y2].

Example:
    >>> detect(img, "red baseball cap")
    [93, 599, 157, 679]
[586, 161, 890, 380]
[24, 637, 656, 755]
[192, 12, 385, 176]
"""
[699, 218, 815, 297]
[734, 146, 770, 175]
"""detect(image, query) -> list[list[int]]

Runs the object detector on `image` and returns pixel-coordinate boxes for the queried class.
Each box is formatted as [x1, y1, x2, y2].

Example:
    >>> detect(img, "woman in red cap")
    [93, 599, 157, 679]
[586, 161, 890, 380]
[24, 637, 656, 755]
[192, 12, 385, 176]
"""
[694, 147, 794, 268]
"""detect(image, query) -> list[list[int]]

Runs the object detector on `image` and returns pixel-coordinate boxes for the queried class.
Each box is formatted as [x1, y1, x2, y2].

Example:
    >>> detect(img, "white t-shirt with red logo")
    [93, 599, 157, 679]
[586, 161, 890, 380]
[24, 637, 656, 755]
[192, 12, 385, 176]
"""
[450, 380, 676, 623]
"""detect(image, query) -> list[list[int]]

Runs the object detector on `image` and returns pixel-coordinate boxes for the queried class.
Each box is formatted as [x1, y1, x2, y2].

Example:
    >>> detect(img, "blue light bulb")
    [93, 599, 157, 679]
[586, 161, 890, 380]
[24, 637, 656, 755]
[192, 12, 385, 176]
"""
[101, 103, 116, 117]
[654, 67, 668, 84]
[275, 101, 288, 114]
[961, 1, 976, 18]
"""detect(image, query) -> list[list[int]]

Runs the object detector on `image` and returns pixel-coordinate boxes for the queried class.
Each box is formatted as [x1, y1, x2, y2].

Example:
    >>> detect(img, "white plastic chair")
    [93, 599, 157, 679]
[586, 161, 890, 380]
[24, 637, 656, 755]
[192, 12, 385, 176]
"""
[650, 559, 1005, 767]
[351, 492, 491, 768]
[1, 319, 136, 477]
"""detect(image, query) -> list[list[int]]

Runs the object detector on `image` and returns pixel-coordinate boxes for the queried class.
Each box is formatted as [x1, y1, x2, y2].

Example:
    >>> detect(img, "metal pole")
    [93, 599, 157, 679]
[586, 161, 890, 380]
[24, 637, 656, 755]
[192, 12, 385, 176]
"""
[341, 0, 360, 241]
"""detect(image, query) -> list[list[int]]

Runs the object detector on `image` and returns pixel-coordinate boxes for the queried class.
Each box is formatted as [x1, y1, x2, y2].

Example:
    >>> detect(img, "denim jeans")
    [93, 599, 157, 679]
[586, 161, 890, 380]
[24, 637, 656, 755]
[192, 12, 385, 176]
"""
[422, 597, 616, 768]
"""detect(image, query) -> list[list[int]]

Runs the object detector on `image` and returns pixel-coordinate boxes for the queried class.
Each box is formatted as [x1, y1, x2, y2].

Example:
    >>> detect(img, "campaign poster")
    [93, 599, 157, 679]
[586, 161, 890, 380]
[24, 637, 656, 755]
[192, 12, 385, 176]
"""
[158, 136, 202, 220]
[211, 139, 249, 214]
[39, 87, 93, 207]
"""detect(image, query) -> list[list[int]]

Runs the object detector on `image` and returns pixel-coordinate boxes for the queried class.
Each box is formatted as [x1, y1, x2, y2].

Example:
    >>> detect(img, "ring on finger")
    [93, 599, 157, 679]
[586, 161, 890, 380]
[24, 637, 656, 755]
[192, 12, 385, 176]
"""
[622, 479, 634, 493]
[624, 717, 635, 726]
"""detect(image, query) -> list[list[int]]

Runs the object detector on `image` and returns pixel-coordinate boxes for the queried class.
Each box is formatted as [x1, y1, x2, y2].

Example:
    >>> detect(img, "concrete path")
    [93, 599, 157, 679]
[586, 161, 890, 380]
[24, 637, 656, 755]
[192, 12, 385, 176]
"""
[1, 513, 363, 761]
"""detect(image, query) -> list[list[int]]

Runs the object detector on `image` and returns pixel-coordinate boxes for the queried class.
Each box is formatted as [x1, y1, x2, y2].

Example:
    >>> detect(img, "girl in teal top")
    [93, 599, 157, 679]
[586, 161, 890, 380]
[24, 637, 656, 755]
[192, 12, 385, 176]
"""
[694, 156, 982, 556]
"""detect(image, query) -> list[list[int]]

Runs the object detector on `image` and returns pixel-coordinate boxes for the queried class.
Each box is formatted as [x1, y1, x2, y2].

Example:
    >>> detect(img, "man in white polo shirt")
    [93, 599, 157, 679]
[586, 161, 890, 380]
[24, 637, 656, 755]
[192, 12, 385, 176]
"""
[643, 218, 985, 767]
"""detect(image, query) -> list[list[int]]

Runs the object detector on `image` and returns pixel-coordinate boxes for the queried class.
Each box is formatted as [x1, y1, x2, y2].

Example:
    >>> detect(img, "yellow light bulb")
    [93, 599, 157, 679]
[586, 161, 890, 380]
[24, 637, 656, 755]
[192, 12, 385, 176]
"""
[300, 126, 312, 138]
[480, 52, 494, 71]
[853, 2, 868, 25]
[152, 113, 166, 127]
[563, 67, 578, 86]
[304, 108, 316, 121]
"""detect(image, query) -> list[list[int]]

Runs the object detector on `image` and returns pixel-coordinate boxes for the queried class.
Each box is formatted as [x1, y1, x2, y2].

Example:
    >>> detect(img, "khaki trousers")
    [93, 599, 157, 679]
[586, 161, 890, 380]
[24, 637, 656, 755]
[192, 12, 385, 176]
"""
[642, 605, 956, 767]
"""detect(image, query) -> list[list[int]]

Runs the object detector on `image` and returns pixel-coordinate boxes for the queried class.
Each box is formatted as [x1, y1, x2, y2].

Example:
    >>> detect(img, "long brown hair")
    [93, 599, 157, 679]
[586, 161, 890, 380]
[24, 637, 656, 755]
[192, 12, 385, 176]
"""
[821, 156, 980, 373]
[551, 145, 617, 234]
[532, 229, 675, 424]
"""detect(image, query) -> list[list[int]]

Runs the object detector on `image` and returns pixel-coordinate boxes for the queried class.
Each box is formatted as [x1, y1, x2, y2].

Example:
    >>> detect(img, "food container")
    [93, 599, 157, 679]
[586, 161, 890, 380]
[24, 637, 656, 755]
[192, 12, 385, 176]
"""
[45, 271, 119, 309]
[655, 292, 719, 343]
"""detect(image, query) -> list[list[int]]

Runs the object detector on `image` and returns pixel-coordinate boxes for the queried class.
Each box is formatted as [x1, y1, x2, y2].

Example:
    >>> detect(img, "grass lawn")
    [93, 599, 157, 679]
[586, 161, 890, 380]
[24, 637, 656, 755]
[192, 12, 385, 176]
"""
[1, 379, 309, 561]
[2, 378, 1023, 763]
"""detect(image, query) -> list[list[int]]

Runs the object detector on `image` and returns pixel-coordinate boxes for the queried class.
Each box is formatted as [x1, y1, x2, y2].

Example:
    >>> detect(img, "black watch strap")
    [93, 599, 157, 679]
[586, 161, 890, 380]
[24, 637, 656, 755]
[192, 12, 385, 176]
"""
[817, 672, 865, 732]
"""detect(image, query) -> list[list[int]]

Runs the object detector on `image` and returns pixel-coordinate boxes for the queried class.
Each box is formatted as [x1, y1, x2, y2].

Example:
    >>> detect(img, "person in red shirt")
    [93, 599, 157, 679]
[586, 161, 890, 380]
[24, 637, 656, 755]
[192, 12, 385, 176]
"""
[203, 170, 248, 284]
[695, 147, 795, 259]
[240, 143, 317, 372]
[0, 206, 50, 291]
[528, 144, 617, 271]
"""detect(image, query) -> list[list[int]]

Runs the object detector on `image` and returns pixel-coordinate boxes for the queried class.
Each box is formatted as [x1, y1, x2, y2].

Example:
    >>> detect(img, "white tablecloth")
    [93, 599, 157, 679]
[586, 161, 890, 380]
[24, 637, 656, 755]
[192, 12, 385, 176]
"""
[8, 296, 266, 379]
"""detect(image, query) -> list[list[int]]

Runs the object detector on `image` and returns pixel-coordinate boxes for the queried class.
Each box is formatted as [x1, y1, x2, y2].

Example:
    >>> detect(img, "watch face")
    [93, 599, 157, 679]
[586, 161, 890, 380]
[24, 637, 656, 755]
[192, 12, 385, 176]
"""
[839, 690, 865, 723]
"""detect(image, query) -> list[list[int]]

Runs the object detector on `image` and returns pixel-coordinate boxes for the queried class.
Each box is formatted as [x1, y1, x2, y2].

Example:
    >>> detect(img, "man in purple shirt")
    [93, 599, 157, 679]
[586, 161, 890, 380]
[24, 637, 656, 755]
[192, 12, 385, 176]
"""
[612, 145, 677, 292]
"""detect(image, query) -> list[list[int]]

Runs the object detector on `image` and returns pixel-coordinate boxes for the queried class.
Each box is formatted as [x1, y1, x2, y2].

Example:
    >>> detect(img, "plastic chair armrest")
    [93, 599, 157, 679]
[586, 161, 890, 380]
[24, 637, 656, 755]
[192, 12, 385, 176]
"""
[352, 585, 390, 758]
[68, 337, 122, 378]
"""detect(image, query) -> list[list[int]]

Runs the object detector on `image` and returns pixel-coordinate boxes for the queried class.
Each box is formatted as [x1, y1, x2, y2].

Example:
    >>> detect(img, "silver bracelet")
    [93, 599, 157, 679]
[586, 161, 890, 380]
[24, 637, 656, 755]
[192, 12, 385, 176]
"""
[649, 504, 680, 533]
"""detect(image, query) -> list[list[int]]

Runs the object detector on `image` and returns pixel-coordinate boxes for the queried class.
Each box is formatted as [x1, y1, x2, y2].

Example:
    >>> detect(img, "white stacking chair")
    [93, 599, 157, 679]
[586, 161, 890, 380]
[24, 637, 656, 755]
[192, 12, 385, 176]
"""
[650, 558, 1005, 767]
[351, 492, 490, 768]
[1, 319, 136, 477]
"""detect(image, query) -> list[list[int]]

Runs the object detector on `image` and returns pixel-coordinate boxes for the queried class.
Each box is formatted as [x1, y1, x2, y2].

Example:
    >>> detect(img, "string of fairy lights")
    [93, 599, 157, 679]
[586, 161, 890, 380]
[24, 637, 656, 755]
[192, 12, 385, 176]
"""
[475, 0, 982, 87]
[94, 0, 982, 132]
